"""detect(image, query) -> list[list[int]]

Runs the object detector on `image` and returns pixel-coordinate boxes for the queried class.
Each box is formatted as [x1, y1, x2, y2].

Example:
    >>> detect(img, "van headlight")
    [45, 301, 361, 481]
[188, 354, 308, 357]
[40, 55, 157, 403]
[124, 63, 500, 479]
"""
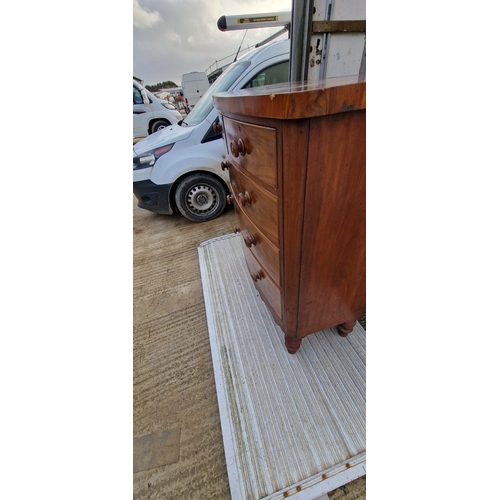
[133, 144, 174, 169]
[161, 102, 176, 110]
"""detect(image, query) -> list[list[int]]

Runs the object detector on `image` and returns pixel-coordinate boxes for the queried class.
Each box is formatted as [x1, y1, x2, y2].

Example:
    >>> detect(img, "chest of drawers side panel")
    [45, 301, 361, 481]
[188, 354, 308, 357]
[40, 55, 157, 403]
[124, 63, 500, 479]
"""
[297, 110, 366, 335]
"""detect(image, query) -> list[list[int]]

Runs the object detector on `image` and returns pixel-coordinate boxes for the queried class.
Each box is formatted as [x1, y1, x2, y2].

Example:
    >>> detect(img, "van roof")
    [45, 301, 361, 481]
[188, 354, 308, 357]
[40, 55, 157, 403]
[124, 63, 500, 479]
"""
[235, 38, 289, 65]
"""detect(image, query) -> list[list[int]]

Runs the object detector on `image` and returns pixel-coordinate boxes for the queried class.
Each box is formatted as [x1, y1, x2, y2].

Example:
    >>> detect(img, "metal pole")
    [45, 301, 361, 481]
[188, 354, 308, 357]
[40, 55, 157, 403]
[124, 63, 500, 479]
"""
[289, 0, 315, 82]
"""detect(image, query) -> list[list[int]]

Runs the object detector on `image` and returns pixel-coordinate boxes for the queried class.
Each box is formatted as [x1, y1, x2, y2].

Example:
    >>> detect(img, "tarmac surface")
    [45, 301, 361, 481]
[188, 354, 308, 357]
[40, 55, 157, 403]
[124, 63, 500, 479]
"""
[133, 195, 366, 499]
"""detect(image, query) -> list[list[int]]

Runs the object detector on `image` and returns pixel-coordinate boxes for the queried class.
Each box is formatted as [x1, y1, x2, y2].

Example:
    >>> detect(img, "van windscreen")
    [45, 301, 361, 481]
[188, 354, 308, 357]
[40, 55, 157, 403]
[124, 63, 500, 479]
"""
[182, 61, 250, 128]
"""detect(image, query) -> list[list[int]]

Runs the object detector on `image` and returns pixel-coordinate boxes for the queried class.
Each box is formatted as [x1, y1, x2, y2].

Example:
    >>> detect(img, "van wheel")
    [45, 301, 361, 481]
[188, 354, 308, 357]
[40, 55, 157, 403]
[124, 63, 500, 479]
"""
[151, 120, 170, 134]
[174, 173, 227, 222]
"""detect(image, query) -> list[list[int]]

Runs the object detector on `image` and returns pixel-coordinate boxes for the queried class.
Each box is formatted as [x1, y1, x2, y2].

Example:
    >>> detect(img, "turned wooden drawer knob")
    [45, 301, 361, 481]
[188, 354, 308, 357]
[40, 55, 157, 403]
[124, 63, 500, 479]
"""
[230, 138, 246, 157]
[244, 234, 256, 248]
[221, 161, 229, 171]
[238, 191, 251, 206]
[213, 122, 223, 134]
[226, 194, 234, 204]
[251, 270, 264, 282]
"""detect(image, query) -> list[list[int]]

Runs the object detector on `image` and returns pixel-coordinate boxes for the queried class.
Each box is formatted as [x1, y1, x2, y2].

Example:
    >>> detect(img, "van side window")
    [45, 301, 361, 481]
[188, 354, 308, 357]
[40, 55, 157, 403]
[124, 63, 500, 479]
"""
[133, 86, 143, 104]
[243, 61, 289, 89]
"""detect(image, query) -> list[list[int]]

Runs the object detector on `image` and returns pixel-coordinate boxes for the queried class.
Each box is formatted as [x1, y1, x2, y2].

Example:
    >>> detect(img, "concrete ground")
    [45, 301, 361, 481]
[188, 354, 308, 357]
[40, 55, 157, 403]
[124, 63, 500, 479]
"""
[133, 195, 366, 499]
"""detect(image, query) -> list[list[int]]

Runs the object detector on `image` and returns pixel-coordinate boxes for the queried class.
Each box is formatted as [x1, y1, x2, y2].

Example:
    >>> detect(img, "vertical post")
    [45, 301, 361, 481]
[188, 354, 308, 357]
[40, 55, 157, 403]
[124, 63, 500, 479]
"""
[289, 0, 315, 82]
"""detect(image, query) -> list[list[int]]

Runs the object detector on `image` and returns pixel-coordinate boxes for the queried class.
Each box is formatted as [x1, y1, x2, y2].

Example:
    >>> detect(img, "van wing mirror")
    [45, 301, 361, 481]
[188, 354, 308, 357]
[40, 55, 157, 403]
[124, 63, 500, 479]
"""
[141, 89, 150, 104]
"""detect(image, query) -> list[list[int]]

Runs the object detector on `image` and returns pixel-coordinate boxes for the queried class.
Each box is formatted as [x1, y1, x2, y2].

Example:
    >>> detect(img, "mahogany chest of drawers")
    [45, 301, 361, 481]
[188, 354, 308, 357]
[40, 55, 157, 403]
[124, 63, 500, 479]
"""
[213, 76, 366, 353]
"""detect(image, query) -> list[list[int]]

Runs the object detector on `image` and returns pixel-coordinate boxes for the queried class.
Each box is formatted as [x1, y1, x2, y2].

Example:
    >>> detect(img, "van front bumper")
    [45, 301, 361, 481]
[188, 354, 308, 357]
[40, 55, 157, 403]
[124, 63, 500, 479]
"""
[133, 179, 174, 215]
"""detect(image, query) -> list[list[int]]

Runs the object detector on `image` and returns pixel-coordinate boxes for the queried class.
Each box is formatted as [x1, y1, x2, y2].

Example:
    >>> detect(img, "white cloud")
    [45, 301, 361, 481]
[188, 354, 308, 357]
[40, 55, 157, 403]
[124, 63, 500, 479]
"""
[133, 0, 291, 85]
[133, 0, 162, 29]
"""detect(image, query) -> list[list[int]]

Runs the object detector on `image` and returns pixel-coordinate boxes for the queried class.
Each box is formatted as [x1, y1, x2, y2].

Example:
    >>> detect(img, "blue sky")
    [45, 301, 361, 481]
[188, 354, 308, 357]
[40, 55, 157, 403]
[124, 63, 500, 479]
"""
[133, 0, 291, 86]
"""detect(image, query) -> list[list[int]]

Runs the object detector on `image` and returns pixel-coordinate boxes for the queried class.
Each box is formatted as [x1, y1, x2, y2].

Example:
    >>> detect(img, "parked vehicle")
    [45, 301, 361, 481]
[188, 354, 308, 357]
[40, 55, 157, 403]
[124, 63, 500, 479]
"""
[181, 72, 210, 112]
[133, 80, 183, 139]
[133, 39, 290, 222]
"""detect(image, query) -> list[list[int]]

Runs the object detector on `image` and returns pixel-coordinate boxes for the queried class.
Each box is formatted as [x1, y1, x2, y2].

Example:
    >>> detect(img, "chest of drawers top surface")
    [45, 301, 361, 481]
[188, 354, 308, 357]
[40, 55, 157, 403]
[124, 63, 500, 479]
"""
[213, 74, 365, 120]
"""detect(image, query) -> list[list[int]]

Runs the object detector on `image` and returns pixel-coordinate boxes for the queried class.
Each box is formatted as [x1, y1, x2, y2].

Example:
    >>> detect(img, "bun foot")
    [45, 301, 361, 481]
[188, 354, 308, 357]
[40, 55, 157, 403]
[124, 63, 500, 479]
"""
[337, 320, 357, 337]
[284, 336, 302, 354]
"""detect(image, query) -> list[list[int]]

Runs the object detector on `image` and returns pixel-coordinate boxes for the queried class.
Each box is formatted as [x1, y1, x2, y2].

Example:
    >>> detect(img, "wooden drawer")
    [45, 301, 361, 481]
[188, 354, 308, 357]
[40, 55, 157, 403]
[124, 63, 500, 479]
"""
[229, 165, 279, 246]
[234, 204, 280, 286]
[242, 243, 282, 320]
[222, 117, 278, 189]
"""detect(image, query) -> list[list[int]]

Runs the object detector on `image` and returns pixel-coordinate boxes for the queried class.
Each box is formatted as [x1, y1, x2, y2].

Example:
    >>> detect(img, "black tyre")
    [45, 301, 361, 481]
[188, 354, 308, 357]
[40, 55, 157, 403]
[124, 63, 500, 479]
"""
[151, 120, 170, 134]
[174, 173, 227, 222]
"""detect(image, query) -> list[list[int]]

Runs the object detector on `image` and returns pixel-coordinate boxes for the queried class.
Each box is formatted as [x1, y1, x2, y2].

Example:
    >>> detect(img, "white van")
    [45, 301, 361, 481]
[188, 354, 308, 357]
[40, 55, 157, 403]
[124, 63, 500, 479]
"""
[133, 80, 183, 139]
[181, 72, 210, 111]
[133, 39, 289, 222]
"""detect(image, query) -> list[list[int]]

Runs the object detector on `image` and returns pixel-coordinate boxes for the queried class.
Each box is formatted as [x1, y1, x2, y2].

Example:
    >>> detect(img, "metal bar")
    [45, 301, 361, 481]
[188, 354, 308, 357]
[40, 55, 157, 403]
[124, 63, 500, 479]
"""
[255, 25, 290, 48]
[312, 20, 366, 33]
[319, 1, 333, 81]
